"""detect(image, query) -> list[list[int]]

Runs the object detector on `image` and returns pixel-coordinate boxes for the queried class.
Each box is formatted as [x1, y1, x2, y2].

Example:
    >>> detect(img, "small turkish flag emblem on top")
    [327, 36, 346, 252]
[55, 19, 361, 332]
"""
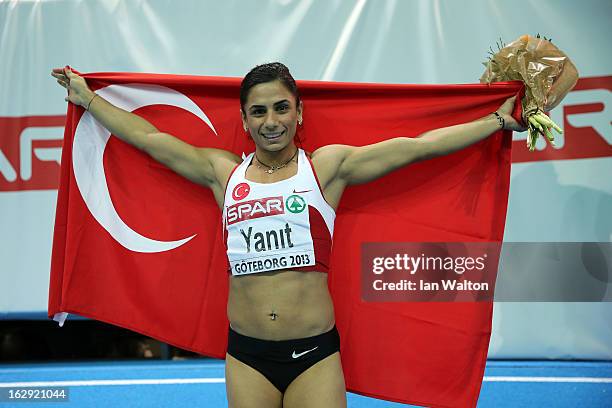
[232, 182, 250, 201]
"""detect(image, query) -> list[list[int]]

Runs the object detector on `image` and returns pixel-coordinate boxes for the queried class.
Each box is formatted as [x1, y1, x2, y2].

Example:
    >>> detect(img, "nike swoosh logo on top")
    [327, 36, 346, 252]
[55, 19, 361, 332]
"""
[292, 346, 318, 358]
[293, 189, 312, 194]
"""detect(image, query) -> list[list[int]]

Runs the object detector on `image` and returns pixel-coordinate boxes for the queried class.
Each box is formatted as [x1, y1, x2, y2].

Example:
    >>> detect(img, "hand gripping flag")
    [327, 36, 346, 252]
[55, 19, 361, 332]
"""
[49, 71, 523, 408]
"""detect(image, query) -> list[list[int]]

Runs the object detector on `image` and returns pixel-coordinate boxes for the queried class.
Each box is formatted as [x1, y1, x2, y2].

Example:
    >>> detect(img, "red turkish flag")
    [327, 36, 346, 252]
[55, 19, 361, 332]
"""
[49, 71, 523, 408]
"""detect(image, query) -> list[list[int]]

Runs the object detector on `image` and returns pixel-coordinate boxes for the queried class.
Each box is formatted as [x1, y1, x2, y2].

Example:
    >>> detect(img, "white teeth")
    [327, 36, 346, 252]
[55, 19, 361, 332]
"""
[263, 131, 283, 138]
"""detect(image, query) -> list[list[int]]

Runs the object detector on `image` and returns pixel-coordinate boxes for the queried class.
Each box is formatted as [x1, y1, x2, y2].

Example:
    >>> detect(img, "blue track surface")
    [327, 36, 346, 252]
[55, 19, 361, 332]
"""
[1, 360, 611, 407]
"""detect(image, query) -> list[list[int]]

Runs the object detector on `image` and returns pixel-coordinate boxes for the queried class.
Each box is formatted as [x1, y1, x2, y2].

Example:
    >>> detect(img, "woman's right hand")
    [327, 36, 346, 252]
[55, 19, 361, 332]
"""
[51, 66, 95, 109]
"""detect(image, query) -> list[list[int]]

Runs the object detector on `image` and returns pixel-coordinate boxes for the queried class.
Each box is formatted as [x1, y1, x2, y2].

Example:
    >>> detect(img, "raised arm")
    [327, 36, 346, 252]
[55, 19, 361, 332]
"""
[314, 96, 526, 187]
[51, 67, 239, 189]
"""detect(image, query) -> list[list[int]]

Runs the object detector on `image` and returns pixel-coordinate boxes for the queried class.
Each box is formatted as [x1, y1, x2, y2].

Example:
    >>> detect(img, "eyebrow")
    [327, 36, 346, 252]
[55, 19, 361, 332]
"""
[248, 100, 290, 110]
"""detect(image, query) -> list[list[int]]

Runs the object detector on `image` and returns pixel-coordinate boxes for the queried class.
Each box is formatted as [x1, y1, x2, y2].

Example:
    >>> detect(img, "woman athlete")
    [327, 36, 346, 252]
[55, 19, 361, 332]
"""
[51, 62, 526, 408]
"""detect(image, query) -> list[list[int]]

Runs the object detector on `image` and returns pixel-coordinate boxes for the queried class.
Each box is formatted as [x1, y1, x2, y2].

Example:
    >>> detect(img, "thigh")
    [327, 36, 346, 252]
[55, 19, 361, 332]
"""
[225, 353, 283, 408]
[282, 352, 347, 408]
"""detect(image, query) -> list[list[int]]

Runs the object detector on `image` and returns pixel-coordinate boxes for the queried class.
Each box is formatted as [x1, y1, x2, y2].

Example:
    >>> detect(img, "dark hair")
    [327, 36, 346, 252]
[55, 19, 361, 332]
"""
[240, 62, 300, 111]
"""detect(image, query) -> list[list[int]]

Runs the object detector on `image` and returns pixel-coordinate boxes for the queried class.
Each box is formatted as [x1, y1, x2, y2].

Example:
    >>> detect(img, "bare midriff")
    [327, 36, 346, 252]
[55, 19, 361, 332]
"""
[227, 269, 335, 341]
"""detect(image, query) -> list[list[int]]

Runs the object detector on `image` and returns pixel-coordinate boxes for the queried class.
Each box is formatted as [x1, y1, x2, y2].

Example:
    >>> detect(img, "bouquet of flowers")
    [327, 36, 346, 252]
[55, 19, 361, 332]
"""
[480, 34, 579, 151]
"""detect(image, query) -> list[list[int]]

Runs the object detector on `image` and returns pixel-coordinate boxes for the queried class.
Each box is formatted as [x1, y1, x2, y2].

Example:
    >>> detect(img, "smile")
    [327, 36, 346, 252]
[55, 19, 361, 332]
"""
[262, 130, 285, 140]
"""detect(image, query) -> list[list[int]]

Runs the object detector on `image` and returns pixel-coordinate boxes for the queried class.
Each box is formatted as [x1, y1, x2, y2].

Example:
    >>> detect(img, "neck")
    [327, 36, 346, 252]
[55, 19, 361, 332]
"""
[255, 144, 298, 167]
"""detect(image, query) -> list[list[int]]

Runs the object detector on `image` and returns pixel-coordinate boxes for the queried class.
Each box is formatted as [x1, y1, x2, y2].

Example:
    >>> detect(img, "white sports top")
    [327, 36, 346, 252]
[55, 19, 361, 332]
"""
[223, 148, 335, 276]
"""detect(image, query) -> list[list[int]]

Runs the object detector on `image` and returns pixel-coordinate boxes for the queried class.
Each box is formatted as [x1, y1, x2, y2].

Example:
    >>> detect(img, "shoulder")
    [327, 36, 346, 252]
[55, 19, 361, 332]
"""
[309, 144, 355, 189]
[201, 147, 241, 162]
[196, 148, 242, 189]
[199, 148, 241, 169]
[311, 144, 354, 163]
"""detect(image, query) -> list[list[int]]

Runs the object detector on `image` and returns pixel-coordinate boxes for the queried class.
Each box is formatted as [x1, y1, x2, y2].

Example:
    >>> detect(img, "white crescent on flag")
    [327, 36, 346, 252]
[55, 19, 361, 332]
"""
[72, 83, 218, 253]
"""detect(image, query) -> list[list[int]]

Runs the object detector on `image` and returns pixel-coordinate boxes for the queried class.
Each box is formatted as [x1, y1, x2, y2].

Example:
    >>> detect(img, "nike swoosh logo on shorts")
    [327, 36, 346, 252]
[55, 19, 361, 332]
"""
[292, 346, 318, 358]
[292, 189, 312, 194]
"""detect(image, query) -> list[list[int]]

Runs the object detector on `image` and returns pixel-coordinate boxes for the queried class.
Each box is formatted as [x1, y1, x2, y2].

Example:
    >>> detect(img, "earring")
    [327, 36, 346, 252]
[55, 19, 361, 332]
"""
[298, 119, 303, 125]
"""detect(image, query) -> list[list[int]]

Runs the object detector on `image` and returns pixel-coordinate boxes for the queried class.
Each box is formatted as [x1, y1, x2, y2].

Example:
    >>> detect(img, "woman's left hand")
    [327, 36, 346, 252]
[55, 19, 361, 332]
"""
[496, 96, 528, 132]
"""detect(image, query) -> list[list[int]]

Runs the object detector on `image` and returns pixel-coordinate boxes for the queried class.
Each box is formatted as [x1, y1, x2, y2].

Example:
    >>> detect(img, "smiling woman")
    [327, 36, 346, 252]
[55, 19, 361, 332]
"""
[224, 65, 343, 408]
[240, 63, 304, 169]
[51, 61, 524, 408]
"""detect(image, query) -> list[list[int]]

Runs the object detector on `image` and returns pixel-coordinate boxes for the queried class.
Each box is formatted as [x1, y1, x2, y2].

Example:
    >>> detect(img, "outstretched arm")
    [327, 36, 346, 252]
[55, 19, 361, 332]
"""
[315, 96, 526, 186]
[51, 67, 239, 187]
